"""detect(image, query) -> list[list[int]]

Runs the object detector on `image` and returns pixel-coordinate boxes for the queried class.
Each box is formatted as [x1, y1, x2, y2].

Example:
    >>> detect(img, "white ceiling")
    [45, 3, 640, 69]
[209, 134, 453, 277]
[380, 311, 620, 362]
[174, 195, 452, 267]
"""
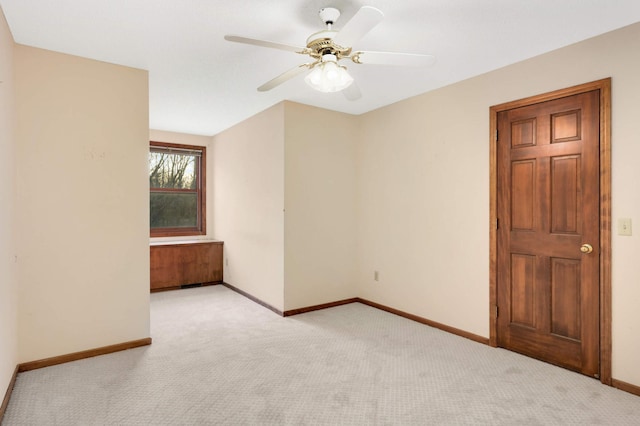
[2, 0, 640, 136]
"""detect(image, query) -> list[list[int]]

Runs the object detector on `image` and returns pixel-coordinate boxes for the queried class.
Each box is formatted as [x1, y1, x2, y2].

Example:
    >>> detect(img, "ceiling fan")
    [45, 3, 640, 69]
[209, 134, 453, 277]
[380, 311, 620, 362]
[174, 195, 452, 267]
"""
[224, 6, 436, 100]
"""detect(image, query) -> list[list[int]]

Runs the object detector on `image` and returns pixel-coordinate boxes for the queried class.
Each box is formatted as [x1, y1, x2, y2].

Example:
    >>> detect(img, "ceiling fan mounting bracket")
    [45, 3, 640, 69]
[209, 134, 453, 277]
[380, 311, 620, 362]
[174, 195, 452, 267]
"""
[318, 7, 341, 26]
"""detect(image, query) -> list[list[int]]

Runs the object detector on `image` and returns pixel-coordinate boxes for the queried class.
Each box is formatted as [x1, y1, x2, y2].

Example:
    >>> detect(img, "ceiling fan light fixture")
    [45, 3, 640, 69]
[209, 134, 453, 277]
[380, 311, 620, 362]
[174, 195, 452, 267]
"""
[225, 6, 433, 99]
[305, 54, 353, 93]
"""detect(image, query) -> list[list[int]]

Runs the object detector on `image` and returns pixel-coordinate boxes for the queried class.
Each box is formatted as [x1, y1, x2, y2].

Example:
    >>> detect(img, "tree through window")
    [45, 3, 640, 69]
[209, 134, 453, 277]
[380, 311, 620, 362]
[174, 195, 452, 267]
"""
[150, 141, 206, 237]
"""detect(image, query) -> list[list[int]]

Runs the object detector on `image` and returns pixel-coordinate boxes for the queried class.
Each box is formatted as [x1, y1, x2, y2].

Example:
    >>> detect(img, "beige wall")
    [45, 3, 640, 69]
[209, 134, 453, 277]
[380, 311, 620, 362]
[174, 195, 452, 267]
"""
[212, 104, 286, 310]
[15, 45, 150, 362]
[357, 22, 640, 386]
[356, 83, 490, 337]
[210, 101, 359, 312]
[283, 102, 359, 309]
[148, 129, 213, 243]
[0, 5, 18, 398]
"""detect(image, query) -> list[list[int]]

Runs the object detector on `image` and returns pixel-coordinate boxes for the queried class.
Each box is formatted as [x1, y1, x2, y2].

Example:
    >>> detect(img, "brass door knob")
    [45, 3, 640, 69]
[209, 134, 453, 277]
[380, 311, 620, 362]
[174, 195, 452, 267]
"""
[580, 243, 593, 254]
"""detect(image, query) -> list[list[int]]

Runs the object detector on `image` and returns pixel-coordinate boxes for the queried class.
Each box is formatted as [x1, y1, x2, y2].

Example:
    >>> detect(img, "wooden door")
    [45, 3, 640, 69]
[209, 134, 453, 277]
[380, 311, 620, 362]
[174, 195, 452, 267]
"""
[496, 89, 600, 377]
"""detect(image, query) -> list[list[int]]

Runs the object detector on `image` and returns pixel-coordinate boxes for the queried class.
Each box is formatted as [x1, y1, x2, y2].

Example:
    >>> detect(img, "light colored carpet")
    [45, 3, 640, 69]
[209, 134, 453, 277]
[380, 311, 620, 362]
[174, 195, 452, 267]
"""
[3, 285, 640, 425]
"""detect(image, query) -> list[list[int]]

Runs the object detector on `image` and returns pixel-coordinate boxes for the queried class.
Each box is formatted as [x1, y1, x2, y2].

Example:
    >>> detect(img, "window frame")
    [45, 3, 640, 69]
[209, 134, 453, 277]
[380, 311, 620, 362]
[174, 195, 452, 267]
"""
[149, 141, 206, 238]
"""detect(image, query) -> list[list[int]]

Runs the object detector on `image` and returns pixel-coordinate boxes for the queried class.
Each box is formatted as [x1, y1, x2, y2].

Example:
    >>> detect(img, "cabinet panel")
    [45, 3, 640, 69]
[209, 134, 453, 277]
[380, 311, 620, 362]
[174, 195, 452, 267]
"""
[150, 241, 223, 291]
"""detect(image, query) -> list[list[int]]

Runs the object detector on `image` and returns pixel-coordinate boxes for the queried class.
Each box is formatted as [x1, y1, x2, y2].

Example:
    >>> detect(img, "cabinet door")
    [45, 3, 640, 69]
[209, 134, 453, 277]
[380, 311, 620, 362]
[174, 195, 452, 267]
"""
[150, 246, 182, 290]
[181, 243, 223, 284]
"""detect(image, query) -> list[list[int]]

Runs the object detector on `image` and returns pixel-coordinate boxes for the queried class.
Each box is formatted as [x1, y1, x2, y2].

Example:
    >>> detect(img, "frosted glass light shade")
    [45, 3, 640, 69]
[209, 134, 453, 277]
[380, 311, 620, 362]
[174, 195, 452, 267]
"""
[305, 54, 354, 93]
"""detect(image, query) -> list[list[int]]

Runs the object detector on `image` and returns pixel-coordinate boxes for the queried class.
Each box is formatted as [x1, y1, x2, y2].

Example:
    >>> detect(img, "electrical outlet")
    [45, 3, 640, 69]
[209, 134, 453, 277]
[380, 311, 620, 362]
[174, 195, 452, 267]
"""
[618, 218, 632, 236]
[374, 271, 379, 282]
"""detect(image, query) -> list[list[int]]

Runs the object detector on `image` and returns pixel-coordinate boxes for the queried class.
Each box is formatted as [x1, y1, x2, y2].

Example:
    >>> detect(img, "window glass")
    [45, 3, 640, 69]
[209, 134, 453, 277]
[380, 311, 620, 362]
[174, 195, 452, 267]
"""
[150, 192, 198, 228]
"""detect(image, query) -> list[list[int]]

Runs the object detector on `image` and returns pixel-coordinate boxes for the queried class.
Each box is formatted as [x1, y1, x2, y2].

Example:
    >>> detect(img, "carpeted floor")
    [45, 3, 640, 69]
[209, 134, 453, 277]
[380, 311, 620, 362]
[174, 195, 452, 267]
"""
[3, 285, 640, 425]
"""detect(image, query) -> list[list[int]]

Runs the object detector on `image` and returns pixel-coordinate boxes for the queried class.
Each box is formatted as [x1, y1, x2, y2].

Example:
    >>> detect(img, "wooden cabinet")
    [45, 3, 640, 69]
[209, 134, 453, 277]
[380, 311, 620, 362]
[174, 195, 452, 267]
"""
[150, 241, 223, 291]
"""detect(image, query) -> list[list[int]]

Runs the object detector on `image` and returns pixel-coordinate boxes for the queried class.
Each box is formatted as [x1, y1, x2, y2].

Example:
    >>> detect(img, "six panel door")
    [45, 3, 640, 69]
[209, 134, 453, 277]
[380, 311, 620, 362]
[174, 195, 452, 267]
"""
[496, 90, 600, 377]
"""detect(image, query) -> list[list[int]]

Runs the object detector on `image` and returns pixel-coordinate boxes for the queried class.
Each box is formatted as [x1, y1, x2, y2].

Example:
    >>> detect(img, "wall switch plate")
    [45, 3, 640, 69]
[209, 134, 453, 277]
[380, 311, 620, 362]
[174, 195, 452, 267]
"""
[618, 218, 632, 236]
[374, 271, 379, 282]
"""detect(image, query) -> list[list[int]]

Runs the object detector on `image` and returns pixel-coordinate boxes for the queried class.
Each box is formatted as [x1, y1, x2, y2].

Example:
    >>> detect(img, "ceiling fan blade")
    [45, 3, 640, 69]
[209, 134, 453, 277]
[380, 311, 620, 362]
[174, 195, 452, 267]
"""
[332, 6, 384, 47]
[257, 64, 311, 92]
[224, 35, 305, 53]
[342, 81, 362, 101]
[352, 51, 436, 67]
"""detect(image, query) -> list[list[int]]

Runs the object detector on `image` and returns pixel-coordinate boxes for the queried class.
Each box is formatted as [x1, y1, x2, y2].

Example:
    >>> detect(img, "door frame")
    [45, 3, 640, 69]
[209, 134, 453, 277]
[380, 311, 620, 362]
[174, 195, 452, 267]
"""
[489, 78, 612, 384]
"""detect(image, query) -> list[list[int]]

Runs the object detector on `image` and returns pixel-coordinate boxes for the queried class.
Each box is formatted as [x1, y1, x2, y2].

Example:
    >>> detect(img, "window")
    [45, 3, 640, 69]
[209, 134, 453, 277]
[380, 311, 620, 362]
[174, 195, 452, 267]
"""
[149, 141, 206, 237]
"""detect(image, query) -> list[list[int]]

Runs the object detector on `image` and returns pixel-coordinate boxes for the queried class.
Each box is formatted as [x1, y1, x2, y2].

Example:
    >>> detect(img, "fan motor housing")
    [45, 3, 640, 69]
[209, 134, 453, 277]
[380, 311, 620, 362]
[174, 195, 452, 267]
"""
[306, 30, 352, 60]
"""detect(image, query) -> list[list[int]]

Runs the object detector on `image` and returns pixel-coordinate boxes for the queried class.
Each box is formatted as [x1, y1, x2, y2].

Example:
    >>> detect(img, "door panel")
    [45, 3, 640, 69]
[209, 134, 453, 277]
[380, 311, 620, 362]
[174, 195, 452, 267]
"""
[550, 257, 581, 340]
[511, 160, 535, 230]
[551, 156, 580, 234]
[496, 90, 600, 377]
[510, 254, 536, 328]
